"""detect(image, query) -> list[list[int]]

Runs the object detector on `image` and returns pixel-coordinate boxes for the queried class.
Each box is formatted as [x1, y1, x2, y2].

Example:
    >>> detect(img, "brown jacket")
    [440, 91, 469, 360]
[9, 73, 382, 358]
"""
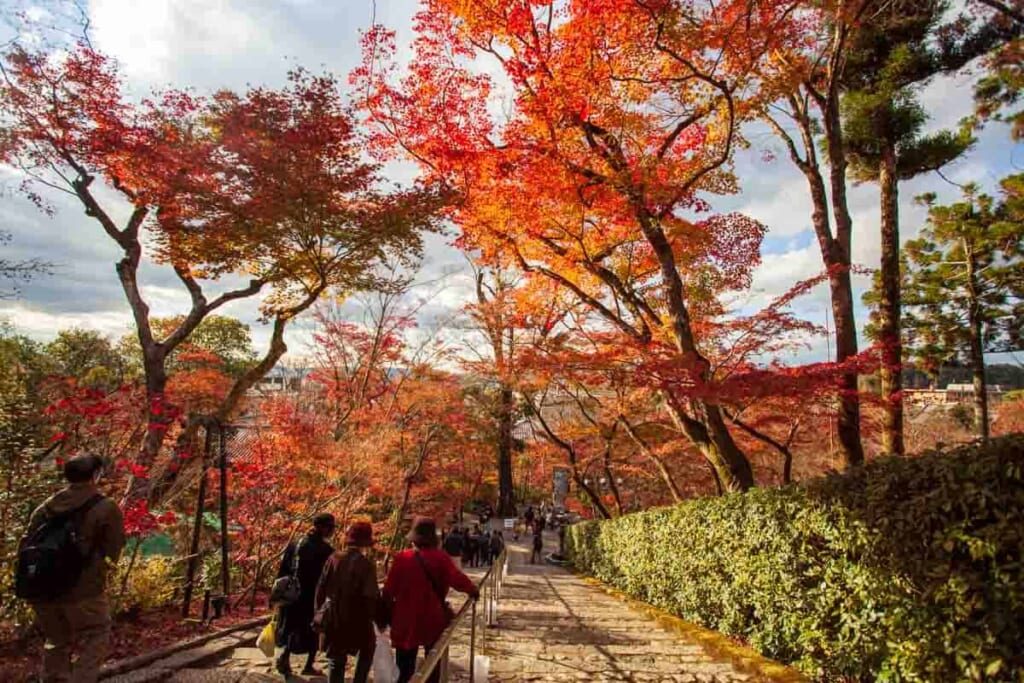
[314, 549, 380, 657]
[27, 482, 126, 603]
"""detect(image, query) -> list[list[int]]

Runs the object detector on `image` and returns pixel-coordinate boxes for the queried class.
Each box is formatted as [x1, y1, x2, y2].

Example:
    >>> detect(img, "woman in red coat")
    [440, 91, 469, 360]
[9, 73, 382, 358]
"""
[382, 516, 479, 683]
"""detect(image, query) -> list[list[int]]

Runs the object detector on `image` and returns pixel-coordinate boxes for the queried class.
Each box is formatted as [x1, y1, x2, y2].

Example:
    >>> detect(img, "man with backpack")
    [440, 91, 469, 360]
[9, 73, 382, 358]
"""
[18, 454, 125, 683]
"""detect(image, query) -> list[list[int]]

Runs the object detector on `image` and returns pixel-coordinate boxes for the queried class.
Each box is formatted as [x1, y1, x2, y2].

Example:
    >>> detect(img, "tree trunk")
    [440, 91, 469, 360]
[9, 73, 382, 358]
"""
[181, 426, 211, 617]
[662, 393, 754, 492]
[150, 314, 299, 506]
[703, 406, 756, 491]
[969, 316, 990, 441]
[817, 86, 866, 469]
[638, 210, 754, 491]
[218, 426, 230, 600]
[573, 471, 612, 520]
[878, 144, 905, 456]
[496, 385, 516, 516]
[127, 343, 170, 504]
[829, 266, 865, 468]
[964, 241, 990, 441]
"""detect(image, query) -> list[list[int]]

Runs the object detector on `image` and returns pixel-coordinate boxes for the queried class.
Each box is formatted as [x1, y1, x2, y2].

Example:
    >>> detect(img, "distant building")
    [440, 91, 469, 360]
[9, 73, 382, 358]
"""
[251, 366, 313, 395]
[905, 383, 1007, 405]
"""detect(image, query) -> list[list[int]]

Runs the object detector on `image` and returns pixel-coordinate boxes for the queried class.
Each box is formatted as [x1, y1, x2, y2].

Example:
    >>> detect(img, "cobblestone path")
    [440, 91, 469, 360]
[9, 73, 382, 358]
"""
[150, 531, 799, 682]
[470, 535, 797, 683]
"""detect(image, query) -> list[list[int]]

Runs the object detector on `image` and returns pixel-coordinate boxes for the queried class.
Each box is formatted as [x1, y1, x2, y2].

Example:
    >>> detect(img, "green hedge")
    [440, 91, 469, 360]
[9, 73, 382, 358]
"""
[565, 435, 1024, 681]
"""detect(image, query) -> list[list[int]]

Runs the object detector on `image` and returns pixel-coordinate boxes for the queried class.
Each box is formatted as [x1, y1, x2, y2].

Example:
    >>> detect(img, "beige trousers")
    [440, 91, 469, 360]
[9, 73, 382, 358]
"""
[33, 595, 111, 683]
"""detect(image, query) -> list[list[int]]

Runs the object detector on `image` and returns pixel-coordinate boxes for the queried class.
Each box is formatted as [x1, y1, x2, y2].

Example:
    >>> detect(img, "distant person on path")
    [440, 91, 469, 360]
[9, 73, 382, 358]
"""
[469, 525, 484, 568]
[382, 517, 479, 683]
[477, 525, 490, 566]
[461, 526, 476, 568]
[274, 513, 336, 677]
[314, 521, 380, 683]
[524, 505, 535, 528]
[442, 526, 465, 569]
[19, 454, 124, 683]
[489, 530, 505, 564]
[530, 524, 544, 564]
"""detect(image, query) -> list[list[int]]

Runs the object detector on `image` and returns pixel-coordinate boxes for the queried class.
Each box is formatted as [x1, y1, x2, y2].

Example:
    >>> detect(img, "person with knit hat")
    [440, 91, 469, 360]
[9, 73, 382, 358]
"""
[381, 516, 479, 683]
[314, 521, 381, 683]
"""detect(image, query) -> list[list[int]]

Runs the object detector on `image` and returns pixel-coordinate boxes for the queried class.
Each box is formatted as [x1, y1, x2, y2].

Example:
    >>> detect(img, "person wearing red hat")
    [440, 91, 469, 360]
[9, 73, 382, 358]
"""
[314, 521, 380, 683]
[381, 516, 479, 683]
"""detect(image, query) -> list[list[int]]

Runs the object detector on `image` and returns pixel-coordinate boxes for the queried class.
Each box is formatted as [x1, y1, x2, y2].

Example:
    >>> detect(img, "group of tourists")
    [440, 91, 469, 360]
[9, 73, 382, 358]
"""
[15, 454, 543, 683]
[440, 524, 504, 569]
[273, 514, 479, 683]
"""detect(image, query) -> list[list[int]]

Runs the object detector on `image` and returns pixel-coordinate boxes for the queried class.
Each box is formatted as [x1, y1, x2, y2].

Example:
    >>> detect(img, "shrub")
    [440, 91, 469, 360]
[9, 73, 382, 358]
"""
[566, 435, 1024, 681]
[111, 554, 178, 615]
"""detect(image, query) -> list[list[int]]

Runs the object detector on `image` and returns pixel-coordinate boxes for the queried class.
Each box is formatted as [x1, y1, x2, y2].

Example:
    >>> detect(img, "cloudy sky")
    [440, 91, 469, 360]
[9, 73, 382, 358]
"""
[1, 0, 1021, 366]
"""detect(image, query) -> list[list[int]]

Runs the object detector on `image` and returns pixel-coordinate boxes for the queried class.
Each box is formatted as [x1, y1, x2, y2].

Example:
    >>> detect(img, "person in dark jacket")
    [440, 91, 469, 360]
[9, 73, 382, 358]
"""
[488, 530, 505, 564]
[523, 505, 535, 528]
[530, 524, 543, 564]
[315, 521, 380, 683]
[476, 525, 490, 566]
[25, 454, 125, 683]
[442, 526, 465, 569]
[275, 513, 336, 677]
[462, 526, 478, 568]
[382, 517, 479, 683]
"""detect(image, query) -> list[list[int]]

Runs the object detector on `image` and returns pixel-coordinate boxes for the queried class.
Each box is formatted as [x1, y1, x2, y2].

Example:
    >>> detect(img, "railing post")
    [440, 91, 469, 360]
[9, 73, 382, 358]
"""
[491, 565, 499, 626]
[469, 597, 477, 682]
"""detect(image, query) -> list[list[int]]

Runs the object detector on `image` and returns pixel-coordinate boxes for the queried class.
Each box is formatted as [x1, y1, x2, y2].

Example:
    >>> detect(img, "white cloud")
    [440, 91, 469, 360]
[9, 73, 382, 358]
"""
[0, 303, 133, 340]
[89, 0, 275, 86]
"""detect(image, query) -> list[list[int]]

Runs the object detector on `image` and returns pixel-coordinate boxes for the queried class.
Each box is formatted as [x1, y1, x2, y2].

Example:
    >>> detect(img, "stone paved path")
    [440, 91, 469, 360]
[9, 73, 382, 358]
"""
[147, 529, 799, 682]
[471, 534, 793, 682]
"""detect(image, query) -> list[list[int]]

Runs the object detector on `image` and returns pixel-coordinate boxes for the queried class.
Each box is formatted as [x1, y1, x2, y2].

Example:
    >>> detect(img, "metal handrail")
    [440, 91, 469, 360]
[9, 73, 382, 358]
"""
[410, 548, 507, 683]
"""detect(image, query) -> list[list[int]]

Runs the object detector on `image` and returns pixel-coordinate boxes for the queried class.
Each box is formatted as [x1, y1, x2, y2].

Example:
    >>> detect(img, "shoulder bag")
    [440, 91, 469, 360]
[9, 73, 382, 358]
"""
[270, 539, 304, 605]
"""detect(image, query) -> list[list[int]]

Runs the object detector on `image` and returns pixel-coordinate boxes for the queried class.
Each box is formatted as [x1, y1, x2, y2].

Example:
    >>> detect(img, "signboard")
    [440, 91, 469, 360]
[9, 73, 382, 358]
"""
[503, 518, 516, 529]
[553, 467, 570, 506]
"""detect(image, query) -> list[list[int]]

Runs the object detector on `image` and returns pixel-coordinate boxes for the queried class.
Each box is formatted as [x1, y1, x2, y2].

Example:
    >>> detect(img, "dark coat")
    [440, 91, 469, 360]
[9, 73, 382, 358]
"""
[315, 549, 380, 657]
[275, 532, 333, 653]
[442, 531, 464, 557]
[489, 534, 504, 555]
[461, 534, 476, 562]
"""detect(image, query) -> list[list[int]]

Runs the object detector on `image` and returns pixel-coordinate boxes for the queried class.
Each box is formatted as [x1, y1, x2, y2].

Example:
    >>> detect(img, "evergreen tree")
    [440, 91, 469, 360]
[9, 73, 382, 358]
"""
[970, 0, 1024, 138]
[843, 0, 980, 455]
[903, 175, 1024, 440]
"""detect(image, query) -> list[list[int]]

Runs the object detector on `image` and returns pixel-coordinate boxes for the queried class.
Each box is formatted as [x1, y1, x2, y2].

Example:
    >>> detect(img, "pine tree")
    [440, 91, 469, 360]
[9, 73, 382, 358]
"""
[843, 0, 979, 455]
[903, 175, 1024, 440]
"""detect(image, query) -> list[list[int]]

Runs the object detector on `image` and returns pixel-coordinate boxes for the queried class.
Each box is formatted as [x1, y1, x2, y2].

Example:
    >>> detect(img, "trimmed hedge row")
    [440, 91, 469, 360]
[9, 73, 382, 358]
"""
[565, 435, 1024, 681]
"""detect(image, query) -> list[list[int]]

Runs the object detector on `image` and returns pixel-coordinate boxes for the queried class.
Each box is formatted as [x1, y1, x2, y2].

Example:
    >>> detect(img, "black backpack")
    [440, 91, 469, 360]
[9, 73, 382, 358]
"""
[15, 494, 103, 601]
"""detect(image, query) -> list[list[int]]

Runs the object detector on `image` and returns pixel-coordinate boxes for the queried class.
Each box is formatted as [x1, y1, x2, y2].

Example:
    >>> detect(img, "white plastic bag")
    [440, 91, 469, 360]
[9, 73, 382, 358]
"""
[373, 627, 400, 683]
[473, 654, 491, 683]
